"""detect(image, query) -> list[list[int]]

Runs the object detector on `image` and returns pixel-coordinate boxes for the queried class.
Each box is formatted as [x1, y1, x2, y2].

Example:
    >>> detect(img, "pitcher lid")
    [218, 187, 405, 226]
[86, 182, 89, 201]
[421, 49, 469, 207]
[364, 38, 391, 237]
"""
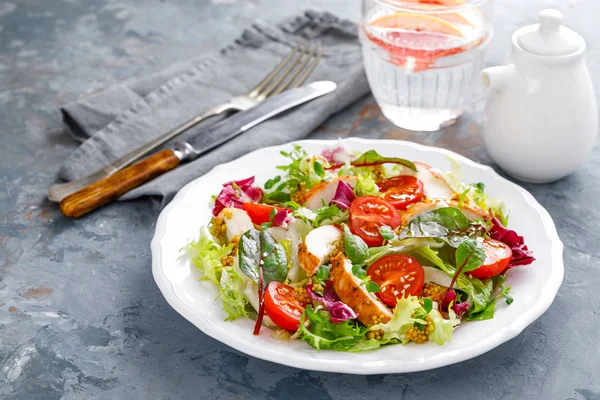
[516, 9, 583, 57]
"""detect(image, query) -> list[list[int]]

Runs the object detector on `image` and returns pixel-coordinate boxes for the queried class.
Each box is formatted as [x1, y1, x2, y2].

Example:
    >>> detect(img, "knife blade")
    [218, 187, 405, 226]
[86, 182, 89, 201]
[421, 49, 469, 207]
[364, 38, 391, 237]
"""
[58, 81, 337, 218]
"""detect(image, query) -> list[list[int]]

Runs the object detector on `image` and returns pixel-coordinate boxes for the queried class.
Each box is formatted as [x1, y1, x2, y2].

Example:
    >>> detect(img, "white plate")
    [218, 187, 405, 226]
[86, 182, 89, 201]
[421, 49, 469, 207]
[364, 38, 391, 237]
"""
[151, 138, 563, 374]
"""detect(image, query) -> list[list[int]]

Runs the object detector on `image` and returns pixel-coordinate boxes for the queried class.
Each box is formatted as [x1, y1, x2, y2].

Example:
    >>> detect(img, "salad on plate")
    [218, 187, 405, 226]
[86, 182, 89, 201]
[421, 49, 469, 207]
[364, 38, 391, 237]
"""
[185, 142, 535, 352]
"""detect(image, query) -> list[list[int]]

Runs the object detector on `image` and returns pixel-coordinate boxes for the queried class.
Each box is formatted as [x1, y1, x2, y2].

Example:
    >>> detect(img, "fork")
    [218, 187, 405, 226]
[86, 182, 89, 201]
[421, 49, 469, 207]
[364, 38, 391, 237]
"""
[48, 41, 324, 202]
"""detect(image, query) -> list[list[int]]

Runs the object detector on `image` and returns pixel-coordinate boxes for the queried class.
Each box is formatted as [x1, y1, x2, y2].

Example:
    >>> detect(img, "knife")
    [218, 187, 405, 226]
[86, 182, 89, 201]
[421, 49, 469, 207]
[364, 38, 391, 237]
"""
[58, 81, 336, 218]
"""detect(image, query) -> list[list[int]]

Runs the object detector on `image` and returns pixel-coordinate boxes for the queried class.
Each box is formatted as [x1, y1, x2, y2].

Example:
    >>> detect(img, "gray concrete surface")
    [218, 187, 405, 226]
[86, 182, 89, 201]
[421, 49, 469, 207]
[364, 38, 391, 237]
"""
[1, 0, 599, 399]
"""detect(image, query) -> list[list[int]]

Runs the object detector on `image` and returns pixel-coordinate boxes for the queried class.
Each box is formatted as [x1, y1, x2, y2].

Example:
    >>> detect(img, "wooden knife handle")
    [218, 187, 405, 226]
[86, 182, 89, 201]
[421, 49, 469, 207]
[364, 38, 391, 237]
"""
[60, 149, 180, 218]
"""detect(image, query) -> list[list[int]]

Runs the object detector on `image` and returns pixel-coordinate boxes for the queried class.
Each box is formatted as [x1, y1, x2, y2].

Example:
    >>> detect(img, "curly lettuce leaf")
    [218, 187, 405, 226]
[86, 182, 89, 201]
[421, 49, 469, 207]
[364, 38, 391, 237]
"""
[297, 305, 369, 351]
[219, 267, 249, 321]
[428, 307, 461, 345]
[185, 226, 248, 321]
[185, 226, 233, 285]
[354, 172, 380, 197]
[442, 157, 509, 225]
[371, 296, 425, 344]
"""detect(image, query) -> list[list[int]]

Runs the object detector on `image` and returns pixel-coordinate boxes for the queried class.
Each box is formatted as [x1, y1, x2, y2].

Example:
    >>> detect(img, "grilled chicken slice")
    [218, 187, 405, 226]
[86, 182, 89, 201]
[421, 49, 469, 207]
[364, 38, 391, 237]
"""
[303, 176, 357, 211]
[218, 208, 254, 242]
[298, 225, 343, 277]
[329, 253, 393, 327]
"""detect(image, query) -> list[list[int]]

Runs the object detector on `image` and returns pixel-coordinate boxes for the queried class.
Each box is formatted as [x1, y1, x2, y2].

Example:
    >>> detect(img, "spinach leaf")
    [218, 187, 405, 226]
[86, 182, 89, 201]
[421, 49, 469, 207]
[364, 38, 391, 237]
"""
[351, 150, 417, 171]
[455, 239, 486, 274]
[239, 229, 288, 286]
[343, 225, 369, 265]
[400, 207, 471, 241]
[238, 229, 288, 334]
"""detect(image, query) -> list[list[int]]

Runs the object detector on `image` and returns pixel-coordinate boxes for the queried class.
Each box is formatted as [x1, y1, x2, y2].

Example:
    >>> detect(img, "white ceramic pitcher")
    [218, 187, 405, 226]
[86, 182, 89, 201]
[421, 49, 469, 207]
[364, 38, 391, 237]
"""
[481, 9, 597, 183]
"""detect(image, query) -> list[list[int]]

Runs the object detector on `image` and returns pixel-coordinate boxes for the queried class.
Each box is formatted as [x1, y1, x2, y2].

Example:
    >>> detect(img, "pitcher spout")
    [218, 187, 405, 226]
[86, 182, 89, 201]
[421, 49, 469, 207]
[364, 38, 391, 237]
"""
[481, 65, 517, 90]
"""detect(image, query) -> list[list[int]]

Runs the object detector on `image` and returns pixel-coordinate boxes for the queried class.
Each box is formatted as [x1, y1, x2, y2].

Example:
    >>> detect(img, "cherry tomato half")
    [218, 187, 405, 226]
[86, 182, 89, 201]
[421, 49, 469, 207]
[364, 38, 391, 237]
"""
[367, 254, 425, 306]
[378, 175, 425, 210]
[241, 203, 283, 225]
[264, 282, 306, 331]
[349, 196, 401, 247]
[468, 238, 513, 279]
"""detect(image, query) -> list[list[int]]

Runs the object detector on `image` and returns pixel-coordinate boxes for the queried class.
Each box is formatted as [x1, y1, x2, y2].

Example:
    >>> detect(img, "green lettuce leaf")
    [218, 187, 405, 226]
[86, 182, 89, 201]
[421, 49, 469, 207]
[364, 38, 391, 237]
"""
[297, 306, 369, 351]
[464, 298, 497, 321]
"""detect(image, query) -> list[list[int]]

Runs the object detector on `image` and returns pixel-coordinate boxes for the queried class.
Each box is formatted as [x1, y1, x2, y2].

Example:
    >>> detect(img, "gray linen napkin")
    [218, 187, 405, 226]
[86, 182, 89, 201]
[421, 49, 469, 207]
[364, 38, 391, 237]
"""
[59, 10, 369, 202]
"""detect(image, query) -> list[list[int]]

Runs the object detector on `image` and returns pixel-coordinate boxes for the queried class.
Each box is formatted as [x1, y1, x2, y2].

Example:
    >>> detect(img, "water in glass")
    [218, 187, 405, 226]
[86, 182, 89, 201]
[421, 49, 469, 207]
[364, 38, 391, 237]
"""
[361, 0, 493, 131]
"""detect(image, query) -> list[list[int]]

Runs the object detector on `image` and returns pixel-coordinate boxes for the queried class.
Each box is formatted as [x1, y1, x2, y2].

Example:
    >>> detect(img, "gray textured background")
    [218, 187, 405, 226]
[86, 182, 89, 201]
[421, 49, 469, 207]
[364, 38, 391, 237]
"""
[1, 1, 599, 399]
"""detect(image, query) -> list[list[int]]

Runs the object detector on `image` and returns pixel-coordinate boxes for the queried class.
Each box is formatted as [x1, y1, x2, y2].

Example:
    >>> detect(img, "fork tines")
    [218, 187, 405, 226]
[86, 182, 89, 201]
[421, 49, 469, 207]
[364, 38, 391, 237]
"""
[249, 41, 324, 100]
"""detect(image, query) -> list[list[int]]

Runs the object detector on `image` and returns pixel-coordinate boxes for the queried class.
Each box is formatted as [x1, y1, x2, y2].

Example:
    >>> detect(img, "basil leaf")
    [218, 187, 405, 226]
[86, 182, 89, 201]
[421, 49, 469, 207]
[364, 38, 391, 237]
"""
[352, 150, 416, 171]
[456, 239, 486, 273]
[423, 297, 433, 313]
[284, 200, 302, 210]
[464, 298, 496, 321]
[379, 225, 395, 241]
[400, 207, 471, 240]
[314, 204, 341, 227]
[269, 208, 277, 222]
[263, 191, 291, 203]
[343, 225, 369, 265]
[352, 264, 366, 280]
[238, 229, 288, 287]
[366, 281, 381, 293]
[314, 161, 325, 179]
[315, 264, 331, 283]
[264, 179, 275, 190]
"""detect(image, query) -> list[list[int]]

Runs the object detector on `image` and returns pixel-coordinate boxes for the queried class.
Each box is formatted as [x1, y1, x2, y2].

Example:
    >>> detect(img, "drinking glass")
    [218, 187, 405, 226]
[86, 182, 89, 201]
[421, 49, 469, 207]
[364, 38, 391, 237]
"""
[360, 0, 494, 131]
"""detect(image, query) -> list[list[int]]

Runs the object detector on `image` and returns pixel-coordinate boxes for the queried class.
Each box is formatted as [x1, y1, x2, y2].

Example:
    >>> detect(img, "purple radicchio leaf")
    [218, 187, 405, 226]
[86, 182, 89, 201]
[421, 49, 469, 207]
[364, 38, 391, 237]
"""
[451, 301, 470, 317]
[439, 290, 469, 318]
[271, 209, 292, 228]
[321, 145, 355, 165]
[306, 281, 358, 323]
[213, 176, 264, 216]
[489, 218, 535, 267]
[440, 290, 457, 313]
[329, 180, 355, 210]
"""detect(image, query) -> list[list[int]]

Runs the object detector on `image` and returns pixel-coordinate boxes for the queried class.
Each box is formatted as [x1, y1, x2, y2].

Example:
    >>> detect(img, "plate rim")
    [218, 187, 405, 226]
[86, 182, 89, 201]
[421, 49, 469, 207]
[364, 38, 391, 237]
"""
[151, 138, 564, 374]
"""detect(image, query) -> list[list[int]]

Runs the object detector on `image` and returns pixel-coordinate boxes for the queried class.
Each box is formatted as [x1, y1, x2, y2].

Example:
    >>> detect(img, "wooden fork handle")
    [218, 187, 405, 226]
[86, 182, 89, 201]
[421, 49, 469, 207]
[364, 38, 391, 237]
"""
[60, 149, 180, 218]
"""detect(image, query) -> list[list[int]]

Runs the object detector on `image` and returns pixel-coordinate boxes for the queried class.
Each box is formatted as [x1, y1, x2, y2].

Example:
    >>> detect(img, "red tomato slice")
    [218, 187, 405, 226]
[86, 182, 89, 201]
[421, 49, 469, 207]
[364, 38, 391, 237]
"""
[349, 196, 401, 247]
[264, 282, 306, 331]
[241, 203, 283, 225]
[367, 254, 425, 306]
[378, 176, 425, 210]
[469, 238, 513, 279]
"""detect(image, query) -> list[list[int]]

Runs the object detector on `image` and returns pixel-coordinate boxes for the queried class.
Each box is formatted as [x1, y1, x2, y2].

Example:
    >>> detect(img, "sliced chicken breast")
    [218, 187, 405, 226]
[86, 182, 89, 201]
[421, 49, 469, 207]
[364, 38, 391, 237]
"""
[298, 225, 343, 276]
[218, 208, 254, 242]
[329, 253, 393, 327]
[303, 176, 357, 211]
